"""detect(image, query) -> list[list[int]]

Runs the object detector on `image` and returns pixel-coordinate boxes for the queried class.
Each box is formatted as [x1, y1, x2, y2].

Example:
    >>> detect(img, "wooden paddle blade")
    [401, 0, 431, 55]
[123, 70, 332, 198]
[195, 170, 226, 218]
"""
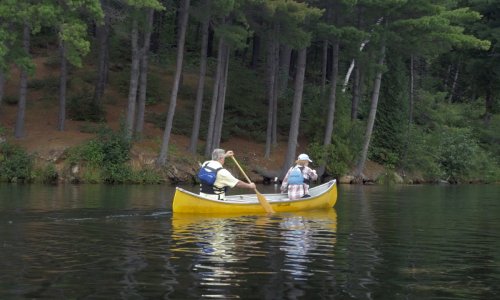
[256, 190, 275, 213]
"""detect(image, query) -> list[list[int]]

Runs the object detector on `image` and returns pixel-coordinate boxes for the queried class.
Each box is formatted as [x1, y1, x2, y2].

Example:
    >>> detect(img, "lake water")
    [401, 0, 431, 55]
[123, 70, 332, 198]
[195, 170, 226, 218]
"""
[0, 183, 499, 299]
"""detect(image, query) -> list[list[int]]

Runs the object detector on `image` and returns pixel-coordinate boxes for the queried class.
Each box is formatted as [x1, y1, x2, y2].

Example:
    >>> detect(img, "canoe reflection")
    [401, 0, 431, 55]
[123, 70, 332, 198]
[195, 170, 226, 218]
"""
[280, 210, 338, 256]
[170, 209, 338, 295]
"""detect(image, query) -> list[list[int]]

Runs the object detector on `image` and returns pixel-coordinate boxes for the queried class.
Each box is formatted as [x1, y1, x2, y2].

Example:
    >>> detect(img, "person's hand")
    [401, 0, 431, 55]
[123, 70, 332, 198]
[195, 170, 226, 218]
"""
[248, 182, 256, 189]
[225, 150, 234, 157]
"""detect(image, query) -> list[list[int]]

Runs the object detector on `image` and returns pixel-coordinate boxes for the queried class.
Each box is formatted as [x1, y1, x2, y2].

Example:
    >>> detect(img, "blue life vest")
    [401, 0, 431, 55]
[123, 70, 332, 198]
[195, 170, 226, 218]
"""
[198, 162, 226, 195]
[197, 163, 221, 185]
[288, 166, 304, 185]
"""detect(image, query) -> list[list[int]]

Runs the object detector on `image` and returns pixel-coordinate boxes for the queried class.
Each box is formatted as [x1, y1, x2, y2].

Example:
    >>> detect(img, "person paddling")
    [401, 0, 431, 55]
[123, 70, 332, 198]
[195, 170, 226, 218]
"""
[199, 149, 256, 200]
[280, 153, 318, 200]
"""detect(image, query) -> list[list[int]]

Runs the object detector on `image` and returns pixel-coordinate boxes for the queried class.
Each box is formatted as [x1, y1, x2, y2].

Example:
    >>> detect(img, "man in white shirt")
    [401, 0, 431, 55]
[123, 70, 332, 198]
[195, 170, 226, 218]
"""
[199, 149, 256, 200]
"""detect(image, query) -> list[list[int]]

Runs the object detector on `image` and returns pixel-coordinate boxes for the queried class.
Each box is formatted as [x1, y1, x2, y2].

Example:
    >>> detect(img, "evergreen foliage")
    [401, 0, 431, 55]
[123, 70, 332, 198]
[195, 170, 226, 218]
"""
[371, 54, 408, 168]
[0, 0, 499, 183]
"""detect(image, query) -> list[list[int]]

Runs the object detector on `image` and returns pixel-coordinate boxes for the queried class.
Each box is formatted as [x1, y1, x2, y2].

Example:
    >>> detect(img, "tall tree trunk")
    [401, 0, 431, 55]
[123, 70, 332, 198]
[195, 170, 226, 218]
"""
[321, 40, 329, 91]
[321, 2, 333, 92]
[443, 64, 451, 90]
[278, 44, 292, 96]
[484, 86, 493, 124]
[354, 43, 386, 182]
[250, 33, 260, 69]
[448, 64, 459, 103]
[318, 40, 339, 177]
[92, 5, 110, 106]
[271, 44, 279, 147]
[188, 12, 210, 154]
[280, 48, 307, 178]
[401, 55, 415, 177]
[212, 43, 230, 149]
[351, 65, 361, 120]
[204, 38, 224, 157]
[58, 39, 68, 131]
[125, 18, 140, 139]
[207, 26, 214, 58]
[15, 24, 30, 139]
[271, 25, 281, 148]
[324, 41, 340, 145]
[265, 28, 278, 159]
[157, 0, 191, 165]
[204, 38, 224, 156]
[135, 8, 155, 138]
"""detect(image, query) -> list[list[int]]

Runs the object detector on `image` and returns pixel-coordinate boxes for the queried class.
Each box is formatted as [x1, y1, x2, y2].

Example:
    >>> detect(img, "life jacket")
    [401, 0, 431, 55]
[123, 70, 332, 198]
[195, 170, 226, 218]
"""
[288, 166, 305, 185]
[198, 162, 227, 195]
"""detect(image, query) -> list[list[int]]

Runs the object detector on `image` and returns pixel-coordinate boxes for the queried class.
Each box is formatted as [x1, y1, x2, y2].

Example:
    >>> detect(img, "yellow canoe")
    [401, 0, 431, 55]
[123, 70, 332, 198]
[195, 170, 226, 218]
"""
[172, 179, 337, 214]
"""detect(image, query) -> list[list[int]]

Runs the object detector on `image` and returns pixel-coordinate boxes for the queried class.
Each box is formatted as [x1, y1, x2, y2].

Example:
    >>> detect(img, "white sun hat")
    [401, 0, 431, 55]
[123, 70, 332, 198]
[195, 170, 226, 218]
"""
[298, 153, 312, 162]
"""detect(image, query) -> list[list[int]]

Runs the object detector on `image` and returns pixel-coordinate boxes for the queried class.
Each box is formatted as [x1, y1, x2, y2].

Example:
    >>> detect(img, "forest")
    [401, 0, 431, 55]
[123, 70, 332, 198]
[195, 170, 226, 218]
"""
[0, 0, 499, 184]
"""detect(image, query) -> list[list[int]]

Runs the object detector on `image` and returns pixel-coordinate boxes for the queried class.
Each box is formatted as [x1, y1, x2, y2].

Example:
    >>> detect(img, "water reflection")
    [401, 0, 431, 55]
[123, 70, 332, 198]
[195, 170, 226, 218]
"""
[2, 183, 500, 299]
[279, 210, 337, 278]
[171, 210, 337, 298]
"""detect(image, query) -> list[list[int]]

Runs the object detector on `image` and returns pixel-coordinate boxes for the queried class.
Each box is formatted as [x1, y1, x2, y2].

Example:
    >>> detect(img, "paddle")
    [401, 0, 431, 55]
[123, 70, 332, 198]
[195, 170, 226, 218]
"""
[230, 156, 275, 214]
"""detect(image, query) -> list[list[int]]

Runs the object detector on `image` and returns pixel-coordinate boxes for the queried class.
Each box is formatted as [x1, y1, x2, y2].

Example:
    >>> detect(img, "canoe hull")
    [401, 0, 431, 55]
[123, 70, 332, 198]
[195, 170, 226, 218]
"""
[173, 180, 337, 214]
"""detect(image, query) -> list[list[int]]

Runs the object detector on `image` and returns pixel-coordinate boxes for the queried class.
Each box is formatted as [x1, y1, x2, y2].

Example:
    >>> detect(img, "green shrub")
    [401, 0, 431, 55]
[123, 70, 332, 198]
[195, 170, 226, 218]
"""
[81, 166, 102, 183]
[375, 170, 399, 185]
[99, 129, 130, 166]
[438, 127, 494, 183]
[132, 167, 164, 184]
[34, 163, 59, 184]
[0, 143, 33, 182]
[68, 139, 105, 167]
[308, 141, 353, 179]
[67, 128, 132, 183]
[103, 164, 132, 183]
[400, 126, 443, 182]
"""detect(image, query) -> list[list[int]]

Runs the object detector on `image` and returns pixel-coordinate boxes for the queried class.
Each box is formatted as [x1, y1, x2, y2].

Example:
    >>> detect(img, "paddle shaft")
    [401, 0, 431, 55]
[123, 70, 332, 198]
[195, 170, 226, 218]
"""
[230, 156, 252, 184]
[230, 156, 275, 213]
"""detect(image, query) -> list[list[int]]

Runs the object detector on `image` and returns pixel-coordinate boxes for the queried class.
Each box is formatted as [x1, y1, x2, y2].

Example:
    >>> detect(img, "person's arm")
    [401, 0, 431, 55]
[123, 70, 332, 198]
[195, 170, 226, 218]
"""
[235, 180, 256, 190]
[280, 168, 291, 193]
[307, 167, 318, 181]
